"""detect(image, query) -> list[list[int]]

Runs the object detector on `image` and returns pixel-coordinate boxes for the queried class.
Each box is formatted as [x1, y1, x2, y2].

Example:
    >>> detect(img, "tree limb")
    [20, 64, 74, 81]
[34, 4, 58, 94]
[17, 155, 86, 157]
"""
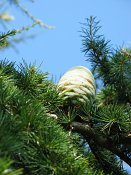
[71, 121, 131, 167]
[119, 133, 131, 145]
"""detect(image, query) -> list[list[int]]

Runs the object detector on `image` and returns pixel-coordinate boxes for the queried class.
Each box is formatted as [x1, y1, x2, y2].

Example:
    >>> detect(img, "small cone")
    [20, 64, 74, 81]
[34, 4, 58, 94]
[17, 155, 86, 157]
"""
[57, 66, 96, 105]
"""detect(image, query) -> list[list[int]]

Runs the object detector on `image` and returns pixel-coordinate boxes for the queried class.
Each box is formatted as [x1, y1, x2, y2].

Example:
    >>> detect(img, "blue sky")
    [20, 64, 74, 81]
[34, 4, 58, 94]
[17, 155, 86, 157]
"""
[0, 0, 131, 173]
[1, 0, 131, 81]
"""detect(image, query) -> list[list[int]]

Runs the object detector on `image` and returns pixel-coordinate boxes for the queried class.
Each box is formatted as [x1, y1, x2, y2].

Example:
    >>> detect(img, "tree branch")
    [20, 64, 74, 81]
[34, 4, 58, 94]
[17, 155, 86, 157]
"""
[119, 133, 131, 145]
[87, 139, 124, 175]
[71, 121, 131, 167]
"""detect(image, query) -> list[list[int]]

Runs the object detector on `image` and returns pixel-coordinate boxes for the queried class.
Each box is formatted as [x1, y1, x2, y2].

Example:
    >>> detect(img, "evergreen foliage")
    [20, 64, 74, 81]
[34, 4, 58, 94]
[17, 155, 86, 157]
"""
[0, 31, 16, 49]
[0, 0, 53, 50]
[0, 60, 104, 175]
[80, 16, 131, 103]
[79, 16, 131, 174]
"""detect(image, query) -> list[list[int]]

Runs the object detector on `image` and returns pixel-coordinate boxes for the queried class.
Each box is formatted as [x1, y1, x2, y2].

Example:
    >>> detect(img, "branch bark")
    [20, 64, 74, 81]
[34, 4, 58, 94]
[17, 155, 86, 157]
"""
[71, 121, 131, 167]
[119, 133, 131, 145]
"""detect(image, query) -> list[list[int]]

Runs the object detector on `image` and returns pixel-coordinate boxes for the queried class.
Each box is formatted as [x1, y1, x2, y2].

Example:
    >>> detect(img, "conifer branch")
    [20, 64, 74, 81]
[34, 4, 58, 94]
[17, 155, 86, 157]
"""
[71, 121, 131, 167]
[13, 0, 54, 29]
[80, 16, 111, 84]
[0, 30, 16, 48]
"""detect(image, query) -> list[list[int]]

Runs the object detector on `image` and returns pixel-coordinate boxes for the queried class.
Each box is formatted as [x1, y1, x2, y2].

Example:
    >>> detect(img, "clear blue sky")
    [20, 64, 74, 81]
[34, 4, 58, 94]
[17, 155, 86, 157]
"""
[1, 0, 131, 80]
[0, 0, 131, 173]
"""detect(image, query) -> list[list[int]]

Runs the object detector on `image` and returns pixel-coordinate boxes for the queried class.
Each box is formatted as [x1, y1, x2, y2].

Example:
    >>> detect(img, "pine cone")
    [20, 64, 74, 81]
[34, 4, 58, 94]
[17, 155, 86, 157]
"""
[57, 66, 96, 105]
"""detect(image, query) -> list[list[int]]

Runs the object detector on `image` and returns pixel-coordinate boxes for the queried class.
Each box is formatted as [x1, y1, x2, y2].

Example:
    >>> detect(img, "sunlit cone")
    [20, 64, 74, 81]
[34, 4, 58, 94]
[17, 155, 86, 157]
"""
[57, 66, 96, 105]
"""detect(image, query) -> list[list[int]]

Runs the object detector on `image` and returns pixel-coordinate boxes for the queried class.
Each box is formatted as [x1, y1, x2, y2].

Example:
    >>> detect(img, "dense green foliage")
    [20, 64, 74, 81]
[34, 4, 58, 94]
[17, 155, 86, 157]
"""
[0, 60, 106, 175]
[79, 16, 131, 174]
